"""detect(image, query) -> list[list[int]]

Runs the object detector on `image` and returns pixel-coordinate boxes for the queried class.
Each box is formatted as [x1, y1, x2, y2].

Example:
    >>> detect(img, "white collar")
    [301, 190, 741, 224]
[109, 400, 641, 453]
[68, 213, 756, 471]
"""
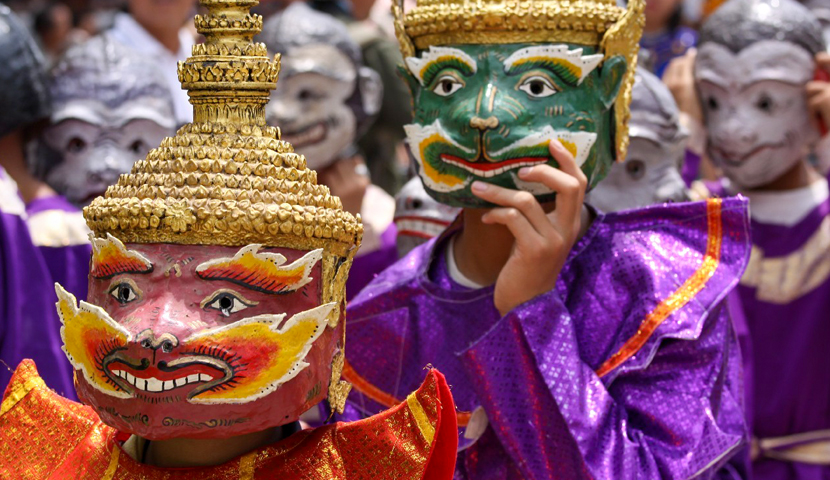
[744, 178, 829, 226]
[109, 13, 193, 58]
[445, 235, 487, 290]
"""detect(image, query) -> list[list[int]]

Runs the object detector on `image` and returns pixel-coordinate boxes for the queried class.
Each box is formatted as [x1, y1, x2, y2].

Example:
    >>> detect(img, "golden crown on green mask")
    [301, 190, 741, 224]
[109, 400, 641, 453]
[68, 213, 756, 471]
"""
[392, 0, 646, 162]
[84, 0, 363, 258]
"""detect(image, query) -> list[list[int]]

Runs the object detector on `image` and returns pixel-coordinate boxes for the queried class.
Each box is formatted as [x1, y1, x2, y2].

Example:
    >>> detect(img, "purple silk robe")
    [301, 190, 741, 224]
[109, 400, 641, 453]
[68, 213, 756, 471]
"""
[26, 195, 91, 301]
[739, 195, 830, 480]
[345, 198, 751, 479]
[0, 168, 74, 399]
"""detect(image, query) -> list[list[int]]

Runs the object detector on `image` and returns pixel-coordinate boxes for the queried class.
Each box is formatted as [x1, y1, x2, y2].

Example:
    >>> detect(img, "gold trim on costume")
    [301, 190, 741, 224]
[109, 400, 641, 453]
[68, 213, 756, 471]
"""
[406, 391, 436, 444]
[596, 198, 724, 378]
[102, 446, 120, 480]
[741, 215, 830, 304]
[0, 374, 44, 416]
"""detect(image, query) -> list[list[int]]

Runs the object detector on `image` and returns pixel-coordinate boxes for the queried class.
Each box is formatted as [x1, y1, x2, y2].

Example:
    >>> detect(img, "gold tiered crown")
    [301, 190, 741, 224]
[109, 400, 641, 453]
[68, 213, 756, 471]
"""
[392, 0, 645, 161]
[84, 0, 362, 258]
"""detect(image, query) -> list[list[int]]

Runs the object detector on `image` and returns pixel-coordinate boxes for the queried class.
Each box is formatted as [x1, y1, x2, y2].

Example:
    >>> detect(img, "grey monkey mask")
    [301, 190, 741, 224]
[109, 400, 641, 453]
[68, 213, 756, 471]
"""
[29, 35, 175, 207]
[261, 3, 382, 171]
[588, 69, 689, 212]
[695, 0, 826, 190]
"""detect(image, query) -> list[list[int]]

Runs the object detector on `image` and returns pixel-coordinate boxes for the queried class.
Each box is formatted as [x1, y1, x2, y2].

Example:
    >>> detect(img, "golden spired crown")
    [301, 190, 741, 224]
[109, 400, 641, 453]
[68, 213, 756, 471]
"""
[392, 0, 645, 161]
[84, 0, 362, 257]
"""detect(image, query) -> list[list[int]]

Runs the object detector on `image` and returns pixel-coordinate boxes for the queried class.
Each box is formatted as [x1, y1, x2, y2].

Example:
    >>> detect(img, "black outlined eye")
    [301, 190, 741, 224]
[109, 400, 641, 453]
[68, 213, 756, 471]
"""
[432, 75, 464, 97]
[518, 76, 557, 98]
[67, 137, 87, 153]
[626, 159, 646, 180]
[109, 282, 139, 304]
[203, 291, 256, 317]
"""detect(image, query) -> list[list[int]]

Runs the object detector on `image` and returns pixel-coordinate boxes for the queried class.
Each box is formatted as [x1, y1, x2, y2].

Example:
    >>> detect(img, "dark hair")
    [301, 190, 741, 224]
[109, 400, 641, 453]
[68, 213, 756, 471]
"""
[700, 0, 826, 55]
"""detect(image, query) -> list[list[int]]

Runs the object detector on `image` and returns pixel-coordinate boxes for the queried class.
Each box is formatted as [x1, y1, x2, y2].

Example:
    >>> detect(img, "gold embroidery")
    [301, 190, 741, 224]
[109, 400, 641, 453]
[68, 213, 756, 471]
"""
[596, 198, 724, 378]
[101, 446, 120, 480]
[741, 215, 830, 304]
[239, 451, 257, 479]
[0, 374, 45, 416]
[406, 390, 435, 445]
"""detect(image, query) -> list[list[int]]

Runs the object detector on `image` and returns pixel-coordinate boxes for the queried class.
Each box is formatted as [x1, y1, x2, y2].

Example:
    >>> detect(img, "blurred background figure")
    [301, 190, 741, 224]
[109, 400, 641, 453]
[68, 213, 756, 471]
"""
[393, 176, 459, 258]
[640, 0, 697, 77]
[588, 69, 689, 213]
[0, 4, 75, 400]
[310, 0, 414, 194]
[107, 0, 196, 125]
[262, 3, 397, 298]
[26, 34, 175, 301]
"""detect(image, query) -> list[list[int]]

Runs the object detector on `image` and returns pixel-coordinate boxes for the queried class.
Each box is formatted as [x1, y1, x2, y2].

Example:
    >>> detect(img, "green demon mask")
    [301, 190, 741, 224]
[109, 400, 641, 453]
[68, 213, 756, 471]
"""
[401, 44, 626, 207]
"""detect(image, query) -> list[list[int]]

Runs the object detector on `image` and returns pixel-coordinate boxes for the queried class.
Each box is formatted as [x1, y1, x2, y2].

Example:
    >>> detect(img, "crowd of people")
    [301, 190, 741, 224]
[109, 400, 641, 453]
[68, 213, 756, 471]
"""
[0, 0, 829, 478]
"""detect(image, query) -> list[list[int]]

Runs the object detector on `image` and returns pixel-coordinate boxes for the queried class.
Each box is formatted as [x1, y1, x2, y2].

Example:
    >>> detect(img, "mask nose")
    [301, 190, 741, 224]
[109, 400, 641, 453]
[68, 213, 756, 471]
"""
[136, 329, 179, 353]
[470, 116, 499, 131]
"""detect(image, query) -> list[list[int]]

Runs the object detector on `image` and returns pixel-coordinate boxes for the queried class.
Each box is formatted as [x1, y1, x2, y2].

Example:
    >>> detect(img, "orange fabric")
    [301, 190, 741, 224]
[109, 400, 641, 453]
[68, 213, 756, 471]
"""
[0, 360, 457, 479]
[596, 198, 724, 378]
[344, 358, 472, 427]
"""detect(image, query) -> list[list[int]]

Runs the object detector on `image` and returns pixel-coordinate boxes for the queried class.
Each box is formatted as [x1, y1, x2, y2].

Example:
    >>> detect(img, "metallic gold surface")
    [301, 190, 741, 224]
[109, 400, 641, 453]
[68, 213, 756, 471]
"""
[81, 0, 363, 399]
[392, 0, 644, 162]
[596, 198, 724, 377]
[83, 0, 362, 252]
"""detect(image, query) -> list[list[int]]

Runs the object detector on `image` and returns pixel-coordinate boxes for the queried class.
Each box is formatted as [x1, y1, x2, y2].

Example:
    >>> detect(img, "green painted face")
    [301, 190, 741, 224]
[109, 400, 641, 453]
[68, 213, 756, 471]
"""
[402, 43, 627, 208]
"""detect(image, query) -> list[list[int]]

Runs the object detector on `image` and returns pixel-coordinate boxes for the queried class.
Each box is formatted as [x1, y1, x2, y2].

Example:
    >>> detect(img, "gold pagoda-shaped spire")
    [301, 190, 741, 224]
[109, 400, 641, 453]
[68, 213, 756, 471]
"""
[84, 0, 362, 257]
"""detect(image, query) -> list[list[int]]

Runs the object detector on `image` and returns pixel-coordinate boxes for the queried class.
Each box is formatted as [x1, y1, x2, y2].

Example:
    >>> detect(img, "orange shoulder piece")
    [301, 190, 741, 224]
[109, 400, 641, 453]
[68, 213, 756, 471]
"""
[332, 368, 458, 479]
[246, 369, 458, 479]
[0, 360, 104, 478]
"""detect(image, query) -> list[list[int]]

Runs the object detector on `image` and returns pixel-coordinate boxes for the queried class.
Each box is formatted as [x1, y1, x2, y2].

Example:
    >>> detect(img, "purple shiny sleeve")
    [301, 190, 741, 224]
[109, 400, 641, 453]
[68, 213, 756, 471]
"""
[461, 291, 745, 480]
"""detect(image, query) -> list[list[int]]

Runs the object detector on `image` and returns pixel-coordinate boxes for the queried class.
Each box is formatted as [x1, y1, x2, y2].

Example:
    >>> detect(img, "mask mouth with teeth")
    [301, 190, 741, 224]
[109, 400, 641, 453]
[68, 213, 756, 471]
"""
[60, 237, 345, 439]
[694, 0, 826, 190]
[261, 3, 382, 171]
[60, 0, 363, 443]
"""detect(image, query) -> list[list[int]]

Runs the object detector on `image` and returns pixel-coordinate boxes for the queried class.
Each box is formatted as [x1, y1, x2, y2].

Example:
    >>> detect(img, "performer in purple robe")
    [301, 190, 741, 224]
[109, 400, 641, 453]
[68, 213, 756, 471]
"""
[0, 6, 74, 398]
[341, 0, 752, 477]
[261, 4, 395, 298]
[26, 35, 176, 301]
[694, 0, 830, 477]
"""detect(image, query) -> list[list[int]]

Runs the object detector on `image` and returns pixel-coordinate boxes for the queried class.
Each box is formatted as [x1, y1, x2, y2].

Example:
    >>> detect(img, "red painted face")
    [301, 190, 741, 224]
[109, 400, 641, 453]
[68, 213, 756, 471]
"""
[58, 235, 341, 440]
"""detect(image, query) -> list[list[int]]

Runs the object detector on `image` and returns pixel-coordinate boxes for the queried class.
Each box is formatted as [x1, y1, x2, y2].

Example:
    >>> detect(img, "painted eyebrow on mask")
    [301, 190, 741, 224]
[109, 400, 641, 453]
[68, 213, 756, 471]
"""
[195, 245, 322, 295]
[405, 46, 478, 86]
[503, 45, 604, 86]
[90, 233, 154, 279]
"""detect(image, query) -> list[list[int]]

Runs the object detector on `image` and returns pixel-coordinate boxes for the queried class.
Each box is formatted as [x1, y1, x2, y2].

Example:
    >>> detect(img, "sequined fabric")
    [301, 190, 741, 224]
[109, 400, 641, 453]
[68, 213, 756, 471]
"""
[0, 360, 457, 479]
[345, 198, 751, 479]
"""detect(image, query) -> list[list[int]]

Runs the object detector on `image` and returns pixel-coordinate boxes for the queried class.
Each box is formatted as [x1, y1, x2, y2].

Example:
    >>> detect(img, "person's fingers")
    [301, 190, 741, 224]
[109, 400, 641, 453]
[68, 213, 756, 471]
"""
[481, 206, 551, 252]
[471, 181, 553, 235]
[807, 81, 828, 96]
[516, 141, 585, 231]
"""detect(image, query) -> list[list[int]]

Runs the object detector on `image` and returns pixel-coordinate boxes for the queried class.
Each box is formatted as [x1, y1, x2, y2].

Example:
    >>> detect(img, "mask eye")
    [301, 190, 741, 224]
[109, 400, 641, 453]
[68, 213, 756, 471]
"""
[129, 139, 146, 154]
[625, 159, 646, 180]
[67, 137, 87, 153]
[756, 94, 774, 113]
[518, 76, 557, 98]
[203, 291, 255, 317]
[109, 282, 139, 305]
[432, 75, 464, 97]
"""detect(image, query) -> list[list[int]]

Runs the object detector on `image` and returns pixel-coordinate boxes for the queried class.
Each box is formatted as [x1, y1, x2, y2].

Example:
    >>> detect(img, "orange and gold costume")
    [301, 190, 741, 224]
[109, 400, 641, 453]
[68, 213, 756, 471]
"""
[0, 361, 457, 479]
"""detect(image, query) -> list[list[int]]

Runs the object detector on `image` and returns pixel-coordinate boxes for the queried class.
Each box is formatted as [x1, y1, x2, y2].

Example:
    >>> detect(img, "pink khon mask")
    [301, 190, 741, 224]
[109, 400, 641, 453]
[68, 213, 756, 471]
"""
[57, 235, 344, 440]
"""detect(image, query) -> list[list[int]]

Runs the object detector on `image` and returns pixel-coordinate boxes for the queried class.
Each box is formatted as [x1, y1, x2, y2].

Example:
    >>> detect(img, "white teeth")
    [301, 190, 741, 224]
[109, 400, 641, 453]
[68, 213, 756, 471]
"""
[118, 371, 216, 392]
[394, 218, 451, 238]
[146, 378, 163, 392]
[441, 157, 546, 178]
